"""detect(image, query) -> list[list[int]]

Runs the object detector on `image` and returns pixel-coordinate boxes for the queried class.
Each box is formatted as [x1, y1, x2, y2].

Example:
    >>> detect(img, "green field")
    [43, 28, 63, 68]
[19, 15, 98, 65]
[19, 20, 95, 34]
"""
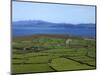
[12, 35, 96, 74]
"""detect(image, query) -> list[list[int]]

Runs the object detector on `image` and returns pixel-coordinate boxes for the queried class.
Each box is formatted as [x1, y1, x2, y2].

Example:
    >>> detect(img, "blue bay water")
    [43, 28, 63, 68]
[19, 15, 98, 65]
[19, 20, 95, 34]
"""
[12, 26, 96, 38]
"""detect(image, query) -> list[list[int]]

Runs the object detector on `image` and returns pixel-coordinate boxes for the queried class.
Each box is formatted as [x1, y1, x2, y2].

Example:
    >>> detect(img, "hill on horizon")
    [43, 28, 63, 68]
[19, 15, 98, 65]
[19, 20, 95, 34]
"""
[12, 20, 96, 38]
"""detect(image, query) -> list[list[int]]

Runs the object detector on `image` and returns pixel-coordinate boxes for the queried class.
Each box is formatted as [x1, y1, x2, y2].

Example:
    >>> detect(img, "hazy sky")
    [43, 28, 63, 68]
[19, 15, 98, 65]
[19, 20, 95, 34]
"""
[12, 1, 96, 24]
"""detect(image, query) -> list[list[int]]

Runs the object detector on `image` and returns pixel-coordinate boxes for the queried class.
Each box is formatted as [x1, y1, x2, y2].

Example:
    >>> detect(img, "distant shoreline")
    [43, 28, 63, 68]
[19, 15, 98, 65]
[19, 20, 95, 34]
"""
[12, 34, 95, 40]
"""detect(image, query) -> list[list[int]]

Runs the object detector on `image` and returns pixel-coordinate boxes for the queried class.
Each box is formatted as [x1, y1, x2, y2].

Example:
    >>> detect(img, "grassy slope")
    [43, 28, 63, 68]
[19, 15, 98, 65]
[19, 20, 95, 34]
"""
[12, 35, 96, 74]
[49, 58, 95, 71]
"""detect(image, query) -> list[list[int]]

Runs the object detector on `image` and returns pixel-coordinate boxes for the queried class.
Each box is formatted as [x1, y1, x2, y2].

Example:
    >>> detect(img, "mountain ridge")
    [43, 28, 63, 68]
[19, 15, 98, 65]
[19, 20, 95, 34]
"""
[12, 20, 95, 27]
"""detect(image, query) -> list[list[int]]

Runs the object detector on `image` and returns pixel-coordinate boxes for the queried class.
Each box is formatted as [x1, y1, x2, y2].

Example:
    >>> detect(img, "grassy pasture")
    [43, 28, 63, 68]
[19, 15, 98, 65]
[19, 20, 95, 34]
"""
[12, 35, 96, 74]
[49, 58, 95, 71]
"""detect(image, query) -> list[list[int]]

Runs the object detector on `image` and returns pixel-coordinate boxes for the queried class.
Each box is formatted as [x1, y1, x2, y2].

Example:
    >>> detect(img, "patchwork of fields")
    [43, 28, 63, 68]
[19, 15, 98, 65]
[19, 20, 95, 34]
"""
[12, 35, 96, 74]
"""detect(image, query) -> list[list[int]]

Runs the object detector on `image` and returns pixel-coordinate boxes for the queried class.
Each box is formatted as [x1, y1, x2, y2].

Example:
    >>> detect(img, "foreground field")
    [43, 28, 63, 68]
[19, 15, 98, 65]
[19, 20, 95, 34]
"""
[12, 35, 96, 74]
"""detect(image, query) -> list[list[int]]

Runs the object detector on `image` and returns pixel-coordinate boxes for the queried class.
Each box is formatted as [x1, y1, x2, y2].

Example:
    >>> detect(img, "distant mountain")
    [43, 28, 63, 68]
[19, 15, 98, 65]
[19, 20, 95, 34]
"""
[12, 20, 96, 38]
[77, 24, 96, 28]
[12, 20, 55, 27]
[12, 20, 95, 28]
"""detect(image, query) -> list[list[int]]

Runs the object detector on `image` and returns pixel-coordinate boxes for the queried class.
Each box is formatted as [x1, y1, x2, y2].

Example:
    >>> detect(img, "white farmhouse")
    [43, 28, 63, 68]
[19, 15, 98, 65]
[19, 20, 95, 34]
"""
[66, 39, 72, 47]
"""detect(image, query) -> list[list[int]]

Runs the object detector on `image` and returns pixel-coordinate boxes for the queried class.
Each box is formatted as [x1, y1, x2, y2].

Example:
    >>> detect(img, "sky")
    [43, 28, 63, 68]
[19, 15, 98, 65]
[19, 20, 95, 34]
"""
[12, 1, 96, 24]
